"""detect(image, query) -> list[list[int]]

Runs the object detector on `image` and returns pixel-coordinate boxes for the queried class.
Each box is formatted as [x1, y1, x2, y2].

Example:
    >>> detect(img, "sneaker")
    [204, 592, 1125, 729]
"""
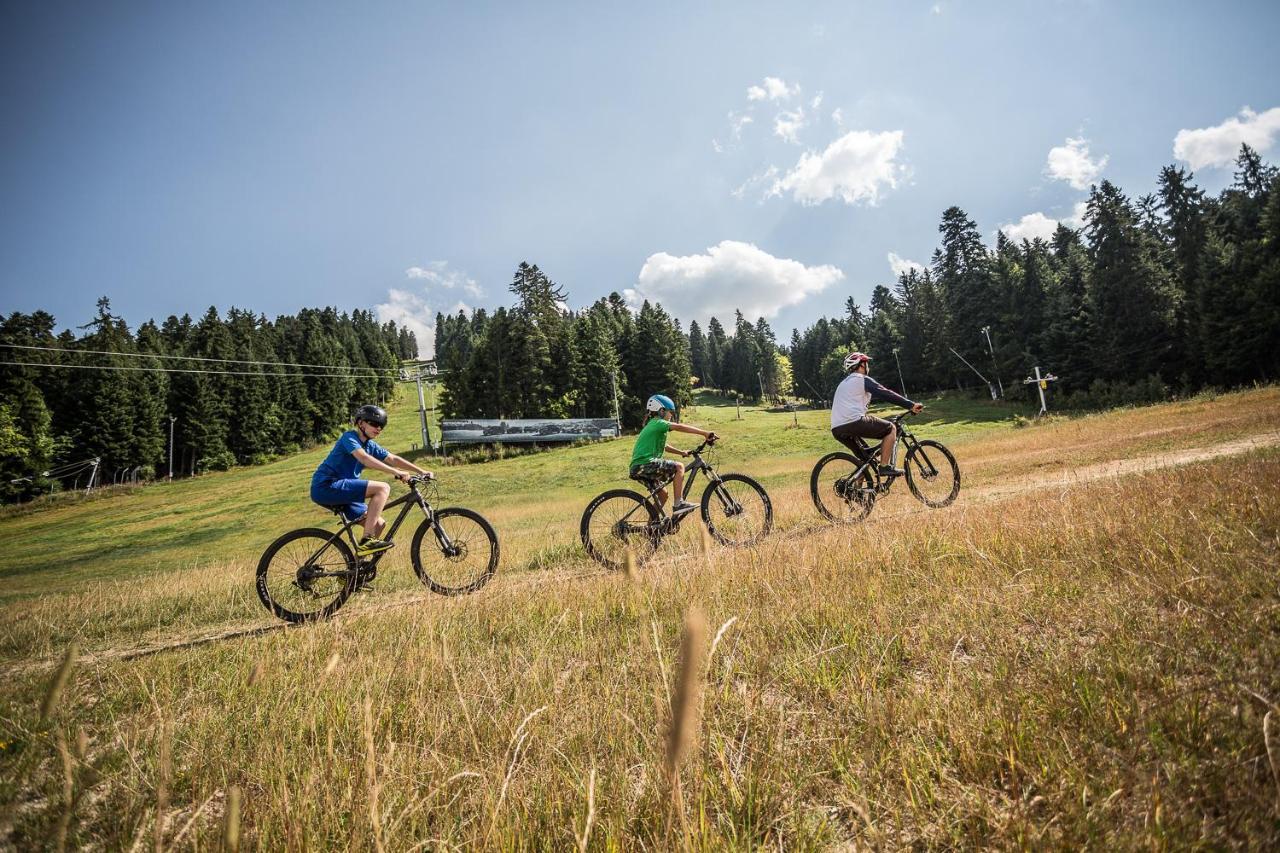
[671, 500, 697, 519]
[878, 464, 905, 478]
[356, 537, 394, 556]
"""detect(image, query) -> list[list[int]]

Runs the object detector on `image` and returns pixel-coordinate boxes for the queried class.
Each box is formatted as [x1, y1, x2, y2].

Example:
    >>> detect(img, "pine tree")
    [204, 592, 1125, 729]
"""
[687, 320, 708, 387]
[68, 298, 140, 472]
[0, 311, 58, 500]
[132, 320, 171, 471]
[705, 316, 727, 392]
[1085, 181, 1180, 381]
[573, 310, 622, 418]
[1157, 165, 1208, 375]
[933, 206, 995, 386]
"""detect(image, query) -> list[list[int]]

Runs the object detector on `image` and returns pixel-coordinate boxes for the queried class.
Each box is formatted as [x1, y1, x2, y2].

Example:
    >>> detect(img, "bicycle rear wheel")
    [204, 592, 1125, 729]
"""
[701, 474, 772, 547]
[904, 439, 960, 507]
[810, 452, 876, 523]
[580, 489, 660, 570]
[411, 508, 499, 596]
[256, 528, 356, 623]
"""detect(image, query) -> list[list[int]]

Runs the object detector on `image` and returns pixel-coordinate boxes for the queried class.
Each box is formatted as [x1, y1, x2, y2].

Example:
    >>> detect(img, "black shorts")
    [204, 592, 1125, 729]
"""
[831, 416, 893, 455]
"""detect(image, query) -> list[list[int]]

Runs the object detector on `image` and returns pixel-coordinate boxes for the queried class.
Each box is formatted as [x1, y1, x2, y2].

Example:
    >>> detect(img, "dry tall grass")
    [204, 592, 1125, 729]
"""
[2, 390, 1279, 848]
[1, 450, 1276, 847]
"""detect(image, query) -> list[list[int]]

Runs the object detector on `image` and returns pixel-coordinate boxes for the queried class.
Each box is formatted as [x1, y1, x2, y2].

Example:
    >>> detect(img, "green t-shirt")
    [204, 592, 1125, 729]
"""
[629, 417, 672, 468]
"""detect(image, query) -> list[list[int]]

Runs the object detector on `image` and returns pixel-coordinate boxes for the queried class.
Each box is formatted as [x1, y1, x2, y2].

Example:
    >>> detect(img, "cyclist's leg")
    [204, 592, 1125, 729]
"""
[834, 418, 893, 465]
[876, 423, 895, 464]
[631, 461, 680, 512]
[830, 423, 864, 455]
[363, 480, 391, 539]
[314, 478, 376, 529]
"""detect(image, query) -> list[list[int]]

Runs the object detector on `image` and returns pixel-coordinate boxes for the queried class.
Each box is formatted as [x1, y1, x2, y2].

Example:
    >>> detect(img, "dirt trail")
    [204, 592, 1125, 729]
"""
[11, 431, 1279, 674]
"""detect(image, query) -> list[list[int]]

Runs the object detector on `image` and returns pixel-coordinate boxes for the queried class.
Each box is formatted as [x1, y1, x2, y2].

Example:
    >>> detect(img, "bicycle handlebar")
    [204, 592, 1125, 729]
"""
[689, 433, 720, 455]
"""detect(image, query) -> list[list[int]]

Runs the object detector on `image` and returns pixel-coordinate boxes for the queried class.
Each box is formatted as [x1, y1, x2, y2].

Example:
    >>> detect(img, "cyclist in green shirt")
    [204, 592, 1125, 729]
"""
[629, 394, 717, 519]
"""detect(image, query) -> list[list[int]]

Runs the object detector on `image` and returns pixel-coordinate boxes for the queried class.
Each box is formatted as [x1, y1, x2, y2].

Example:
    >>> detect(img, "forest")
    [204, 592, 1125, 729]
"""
[0, 304, 416, 501]
[439, 145, 1280, 418]
[3, 145, 1278, 502]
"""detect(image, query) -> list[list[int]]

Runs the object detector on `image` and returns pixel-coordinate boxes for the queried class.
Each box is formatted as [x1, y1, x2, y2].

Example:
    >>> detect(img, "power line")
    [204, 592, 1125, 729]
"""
[0, 360, 403, 380]
[0, 342, 402, 376]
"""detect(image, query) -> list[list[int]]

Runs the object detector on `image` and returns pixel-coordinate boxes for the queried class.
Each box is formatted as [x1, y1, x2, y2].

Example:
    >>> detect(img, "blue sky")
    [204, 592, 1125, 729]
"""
[2, 1, 1278, 353]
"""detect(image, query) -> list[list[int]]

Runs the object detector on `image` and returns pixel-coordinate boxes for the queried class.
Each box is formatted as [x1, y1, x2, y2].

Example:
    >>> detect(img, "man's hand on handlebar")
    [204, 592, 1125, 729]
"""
[910, 403, 925, 415]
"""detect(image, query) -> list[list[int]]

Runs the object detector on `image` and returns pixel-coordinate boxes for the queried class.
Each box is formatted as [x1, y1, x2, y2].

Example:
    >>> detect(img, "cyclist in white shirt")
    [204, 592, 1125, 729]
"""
[831, 352, 924, 476]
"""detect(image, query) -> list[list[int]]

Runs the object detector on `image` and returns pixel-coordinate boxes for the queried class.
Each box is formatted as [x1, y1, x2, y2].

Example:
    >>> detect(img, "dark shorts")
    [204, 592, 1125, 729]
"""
[831, 416, 893, 455]
[630, 459, 682, 491]
[310, 477, 370, 522]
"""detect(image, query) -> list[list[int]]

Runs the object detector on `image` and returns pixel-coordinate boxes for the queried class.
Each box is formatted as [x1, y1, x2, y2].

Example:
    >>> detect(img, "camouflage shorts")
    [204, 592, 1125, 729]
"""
[630, 459, 681, 491]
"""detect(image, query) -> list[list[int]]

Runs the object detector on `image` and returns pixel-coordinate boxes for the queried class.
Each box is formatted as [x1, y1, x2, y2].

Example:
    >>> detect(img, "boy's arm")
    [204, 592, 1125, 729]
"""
[668, 422, 715, 439]
[384, 452, 433, 478]
[352, 448, 432, 481]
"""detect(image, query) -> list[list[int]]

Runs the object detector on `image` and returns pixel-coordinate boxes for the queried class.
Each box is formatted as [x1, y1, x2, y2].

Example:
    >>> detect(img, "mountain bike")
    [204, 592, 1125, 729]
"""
[256, 475, 498, 623]
[810, 412, 960, 523]
[580, 438, 772, 570]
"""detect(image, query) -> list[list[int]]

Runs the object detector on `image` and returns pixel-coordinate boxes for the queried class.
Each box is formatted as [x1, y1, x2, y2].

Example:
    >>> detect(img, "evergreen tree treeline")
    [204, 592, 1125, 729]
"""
[6, 147, 1277, 501]
[0, 299, 417, 501]
[435, 263, 693, 430]
[789, 146, 1280, 406]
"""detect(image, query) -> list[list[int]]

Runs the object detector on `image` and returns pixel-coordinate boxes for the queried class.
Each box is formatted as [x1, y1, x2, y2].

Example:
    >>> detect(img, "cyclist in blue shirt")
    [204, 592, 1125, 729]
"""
[311, 404, 432, 555]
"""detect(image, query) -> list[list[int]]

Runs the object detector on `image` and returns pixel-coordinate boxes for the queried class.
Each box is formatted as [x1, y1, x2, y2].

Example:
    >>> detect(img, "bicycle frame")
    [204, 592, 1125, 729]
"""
[305, 480, 454, 576]
[845, 413, 934, 489]
[619, 440, 729, 530]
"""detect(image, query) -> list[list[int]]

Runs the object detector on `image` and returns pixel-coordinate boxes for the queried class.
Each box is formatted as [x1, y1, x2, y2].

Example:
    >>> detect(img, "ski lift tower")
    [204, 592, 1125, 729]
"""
[1022, 366, 1059, 417]
[401, 362, 439, 454]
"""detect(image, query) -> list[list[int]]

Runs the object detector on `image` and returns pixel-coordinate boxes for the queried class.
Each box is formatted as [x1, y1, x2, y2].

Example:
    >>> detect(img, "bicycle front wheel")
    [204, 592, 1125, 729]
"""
[810, 452, 876, 523]
[904, 440, 960, 507]
[411, 508, 499, 595]
[580, 489, 660, 570]
[256, 528, 356, 623]
[701, 474, 772, 547]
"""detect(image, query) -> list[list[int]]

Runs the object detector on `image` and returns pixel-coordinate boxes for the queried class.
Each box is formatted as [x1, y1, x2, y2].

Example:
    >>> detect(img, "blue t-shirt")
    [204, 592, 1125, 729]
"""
[313, 430, 390, 483]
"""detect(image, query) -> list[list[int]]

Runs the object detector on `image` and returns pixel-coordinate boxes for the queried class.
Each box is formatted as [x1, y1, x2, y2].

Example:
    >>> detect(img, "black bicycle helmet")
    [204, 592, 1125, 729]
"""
[353, 404, 388, 427]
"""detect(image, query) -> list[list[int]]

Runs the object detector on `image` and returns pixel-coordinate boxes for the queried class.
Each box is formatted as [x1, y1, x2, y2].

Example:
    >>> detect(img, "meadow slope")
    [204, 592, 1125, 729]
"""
[1, 387, 1279, 848]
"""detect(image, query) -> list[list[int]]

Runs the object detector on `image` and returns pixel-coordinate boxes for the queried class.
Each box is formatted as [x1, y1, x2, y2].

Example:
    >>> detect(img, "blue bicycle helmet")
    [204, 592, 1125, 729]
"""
[645, 394, 676, 414]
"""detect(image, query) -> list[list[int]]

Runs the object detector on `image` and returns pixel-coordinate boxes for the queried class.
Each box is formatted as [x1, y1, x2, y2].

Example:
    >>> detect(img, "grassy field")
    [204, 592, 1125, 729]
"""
[1, 386, 1279, 848]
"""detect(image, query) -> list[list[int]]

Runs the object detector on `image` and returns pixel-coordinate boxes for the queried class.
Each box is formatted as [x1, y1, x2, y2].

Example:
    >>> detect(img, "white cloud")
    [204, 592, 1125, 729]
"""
[999, 212, 1060, 243]
[747, 76, 800, 102]
[887, 252, 925, 277]
[810, 93, 824, 110]
[769, 129, 907, 206]
[731, 166, 779, 201]
[1174, 106, 1280, 170]
[728, 111, 754, 140]
[831, 108, 844, 127]
[404, 260, 483, 297]
[773, 108, 807, 144]
[375, 289, 436, 357]
[627, 240, 843, 325]
[995, 202, 1088, 243]
[1045, 136, 1108, 190]
[931, 3, 943, 14]
[1064, 200, 1088, 229]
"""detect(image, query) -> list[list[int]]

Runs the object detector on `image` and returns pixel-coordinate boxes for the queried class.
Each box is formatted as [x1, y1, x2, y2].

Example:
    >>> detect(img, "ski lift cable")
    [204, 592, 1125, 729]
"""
[0, 343, 402, 376]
